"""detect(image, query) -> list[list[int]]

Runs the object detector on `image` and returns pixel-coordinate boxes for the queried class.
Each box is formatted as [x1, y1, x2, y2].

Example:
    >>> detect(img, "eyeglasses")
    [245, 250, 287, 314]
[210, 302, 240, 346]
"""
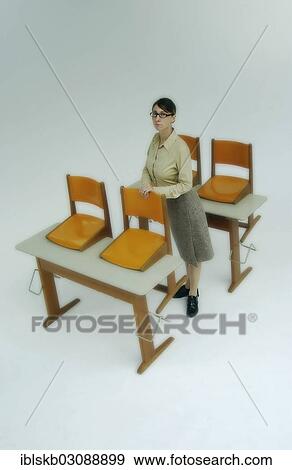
[150, 111, 173, 119]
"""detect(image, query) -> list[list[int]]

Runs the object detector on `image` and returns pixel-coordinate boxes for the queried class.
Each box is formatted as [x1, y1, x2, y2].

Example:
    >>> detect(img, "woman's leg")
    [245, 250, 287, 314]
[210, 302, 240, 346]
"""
[185, 262, 190, 289]
[188, 262, 201, 296]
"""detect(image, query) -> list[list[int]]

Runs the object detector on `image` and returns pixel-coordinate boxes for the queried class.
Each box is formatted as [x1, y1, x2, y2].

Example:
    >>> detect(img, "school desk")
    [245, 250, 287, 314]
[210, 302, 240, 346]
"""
[16, 224, 186, 374]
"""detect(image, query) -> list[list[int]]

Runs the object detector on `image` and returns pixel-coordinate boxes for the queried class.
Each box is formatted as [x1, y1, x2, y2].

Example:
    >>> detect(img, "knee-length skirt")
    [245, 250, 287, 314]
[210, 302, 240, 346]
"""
[166, 186, 214, 267]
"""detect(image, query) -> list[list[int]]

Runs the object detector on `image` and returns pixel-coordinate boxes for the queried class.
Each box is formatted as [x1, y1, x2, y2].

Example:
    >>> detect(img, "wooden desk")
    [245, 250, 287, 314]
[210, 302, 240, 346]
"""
[199, 194, 267, 292]
[131, 181, 267, 292]
[16, 225, 184, 374]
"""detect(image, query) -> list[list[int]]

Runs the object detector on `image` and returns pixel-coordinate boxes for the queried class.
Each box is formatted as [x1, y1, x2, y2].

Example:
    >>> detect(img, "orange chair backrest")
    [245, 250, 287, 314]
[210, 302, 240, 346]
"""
[179, 134, 200, 161]
[67, 175, 104, 208]
[212, 139, 251, 169]
[122, 187, 165, 225]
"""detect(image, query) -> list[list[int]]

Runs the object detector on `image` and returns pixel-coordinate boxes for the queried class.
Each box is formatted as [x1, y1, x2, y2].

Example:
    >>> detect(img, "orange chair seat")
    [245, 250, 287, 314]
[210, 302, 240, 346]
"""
[198, 175, 250, 204]
[46, 213, 105, 250]
[100, 228, 166, 271]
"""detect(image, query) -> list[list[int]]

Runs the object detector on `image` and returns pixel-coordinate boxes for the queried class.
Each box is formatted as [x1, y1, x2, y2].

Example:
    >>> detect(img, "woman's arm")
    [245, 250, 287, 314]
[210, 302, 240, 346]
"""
[140, 141, 153, 189]
[139, 144, 153, 198]
[141, 165, 152, 189]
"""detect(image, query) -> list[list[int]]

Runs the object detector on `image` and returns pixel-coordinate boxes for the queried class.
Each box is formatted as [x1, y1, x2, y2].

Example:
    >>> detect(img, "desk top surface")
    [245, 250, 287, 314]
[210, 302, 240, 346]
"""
[15, 224, 183, 296]
[199, 193, 267, 220]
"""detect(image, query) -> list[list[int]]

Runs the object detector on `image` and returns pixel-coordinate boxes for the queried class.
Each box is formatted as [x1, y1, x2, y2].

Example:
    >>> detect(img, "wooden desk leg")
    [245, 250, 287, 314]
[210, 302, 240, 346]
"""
[228, 220, 252, 293]
[155, 274, 187, 314]
[36, 258, 80, 328]
[133, 295, 174, 374]
[240, 214, 261, 243]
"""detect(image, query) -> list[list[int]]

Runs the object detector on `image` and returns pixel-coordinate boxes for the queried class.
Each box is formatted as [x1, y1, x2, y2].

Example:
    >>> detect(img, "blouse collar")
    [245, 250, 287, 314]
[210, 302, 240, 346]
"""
[155, 128, 177, 150]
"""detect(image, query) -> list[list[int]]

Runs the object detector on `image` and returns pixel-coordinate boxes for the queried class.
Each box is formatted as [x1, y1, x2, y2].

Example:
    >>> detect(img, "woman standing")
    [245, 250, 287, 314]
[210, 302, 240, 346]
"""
[140, 97, 214, 317]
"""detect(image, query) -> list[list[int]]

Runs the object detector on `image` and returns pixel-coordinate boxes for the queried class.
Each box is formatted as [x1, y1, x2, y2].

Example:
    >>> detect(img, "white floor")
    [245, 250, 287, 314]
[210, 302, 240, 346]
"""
[1, 221, 292, 449]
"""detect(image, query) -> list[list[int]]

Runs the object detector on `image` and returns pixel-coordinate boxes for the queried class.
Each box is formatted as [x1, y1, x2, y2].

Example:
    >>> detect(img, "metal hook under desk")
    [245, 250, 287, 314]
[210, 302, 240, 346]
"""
[28, 269, 60, 295]
[229, 242, 257, 265]
[29, 269, 42, 295]
[150, 312, 170, 324]
[135, 311, 170, 342]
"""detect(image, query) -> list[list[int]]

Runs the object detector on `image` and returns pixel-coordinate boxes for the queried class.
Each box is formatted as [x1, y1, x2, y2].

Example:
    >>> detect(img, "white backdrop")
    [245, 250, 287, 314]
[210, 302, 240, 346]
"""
[1, 0, 292, 239]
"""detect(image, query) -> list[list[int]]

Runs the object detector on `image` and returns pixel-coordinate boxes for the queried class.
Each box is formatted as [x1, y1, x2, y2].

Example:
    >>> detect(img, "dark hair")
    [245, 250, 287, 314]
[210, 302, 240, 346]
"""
[152, 97, 176, 115]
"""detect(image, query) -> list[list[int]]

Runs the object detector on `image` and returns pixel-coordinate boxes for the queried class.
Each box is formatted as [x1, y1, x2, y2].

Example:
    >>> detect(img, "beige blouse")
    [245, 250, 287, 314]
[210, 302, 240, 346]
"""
[141, 128, 192, 199]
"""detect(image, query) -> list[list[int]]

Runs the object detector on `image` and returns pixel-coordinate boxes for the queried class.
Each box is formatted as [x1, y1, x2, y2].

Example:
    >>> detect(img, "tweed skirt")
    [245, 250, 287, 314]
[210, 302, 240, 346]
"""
[166, 187, 214, 267]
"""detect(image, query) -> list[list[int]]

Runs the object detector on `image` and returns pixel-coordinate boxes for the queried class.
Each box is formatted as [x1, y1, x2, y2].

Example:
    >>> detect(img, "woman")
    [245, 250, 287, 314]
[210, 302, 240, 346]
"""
[140, 97, 214, 317]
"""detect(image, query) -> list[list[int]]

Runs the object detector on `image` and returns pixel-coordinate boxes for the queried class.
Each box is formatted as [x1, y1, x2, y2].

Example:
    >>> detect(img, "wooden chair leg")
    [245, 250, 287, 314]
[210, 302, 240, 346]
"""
[133, 295, 174, 374]
[138, 217, 149, 230]
[240, 214, 261, 243]
[36, 258, 80, 328]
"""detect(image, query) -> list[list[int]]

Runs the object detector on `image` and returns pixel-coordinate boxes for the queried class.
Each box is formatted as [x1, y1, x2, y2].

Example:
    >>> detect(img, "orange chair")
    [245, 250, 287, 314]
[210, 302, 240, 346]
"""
[100, 187, 172, 271]
[46, 174, 112, 251]
[179, 134, 202, 186]
[198, 139, 252, 204]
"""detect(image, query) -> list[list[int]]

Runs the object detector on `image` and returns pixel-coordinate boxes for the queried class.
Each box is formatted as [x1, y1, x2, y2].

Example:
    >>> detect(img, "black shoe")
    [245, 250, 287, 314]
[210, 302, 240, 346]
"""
[173, 284, 190, 298]
[186, 293, 199, 317]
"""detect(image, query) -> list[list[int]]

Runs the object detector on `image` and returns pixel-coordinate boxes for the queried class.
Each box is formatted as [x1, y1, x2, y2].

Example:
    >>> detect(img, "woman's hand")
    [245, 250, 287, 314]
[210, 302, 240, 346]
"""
[139, 186, 152, 199]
